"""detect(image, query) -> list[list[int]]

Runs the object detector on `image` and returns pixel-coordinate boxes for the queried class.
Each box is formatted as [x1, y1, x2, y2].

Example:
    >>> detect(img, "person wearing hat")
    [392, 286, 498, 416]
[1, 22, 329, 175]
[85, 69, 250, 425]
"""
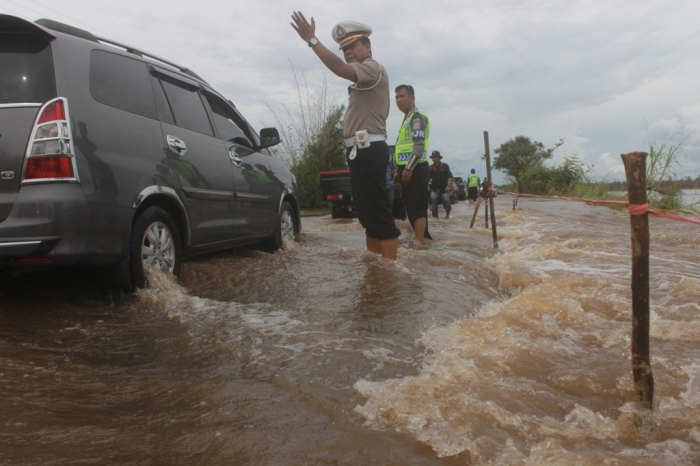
[393, 84, 432, 244]
[480, 177, 490, 199]
[467, 168, 480, 204]
[291, 12, 400, 260]
[429, 151, 453, 219]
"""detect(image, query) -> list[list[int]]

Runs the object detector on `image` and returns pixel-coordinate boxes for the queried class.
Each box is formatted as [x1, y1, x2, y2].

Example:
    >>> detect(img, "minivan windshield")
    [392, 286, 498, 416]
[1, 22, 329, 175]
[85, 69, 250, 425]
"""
[0, 33, 56, 105]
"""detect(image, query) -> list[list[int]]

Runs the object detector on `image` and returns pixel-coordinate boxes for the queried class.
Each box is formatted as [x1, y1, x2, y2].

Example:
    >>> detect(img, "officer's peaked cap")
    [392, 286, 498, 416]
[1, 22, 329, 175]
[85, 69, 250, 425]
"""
[332, 21, 372, 49]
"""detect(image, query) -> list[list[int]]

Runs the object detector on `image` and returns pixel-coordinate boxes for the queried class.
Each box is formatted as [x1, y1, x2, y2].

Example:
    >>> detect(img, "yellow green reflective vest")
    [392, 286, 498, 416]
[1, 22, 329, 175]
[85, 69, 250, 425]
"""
[468, 173, 479, 187]
[394, 109, 429, 166]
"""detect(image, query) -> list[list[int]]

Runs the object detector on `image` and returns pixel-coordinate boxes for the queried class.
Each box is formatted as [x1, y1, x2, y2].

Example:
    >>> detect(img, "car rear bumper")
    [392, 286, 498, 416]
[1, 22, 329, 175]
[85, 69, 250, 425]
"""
[0, 183, 133, 272]
[0, 236, 61, 256]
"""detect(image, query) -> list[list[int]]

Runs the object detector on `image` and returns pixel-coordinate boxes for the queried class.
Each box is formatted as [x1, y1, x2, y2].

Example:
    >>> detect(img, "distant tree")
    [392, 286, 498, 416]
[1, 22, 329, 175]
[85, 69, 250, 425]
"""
[493, 136, 563, 192]
[291, 106, 346, 208]
[512, 155, 589, 195]
[548, 156, 589, 193]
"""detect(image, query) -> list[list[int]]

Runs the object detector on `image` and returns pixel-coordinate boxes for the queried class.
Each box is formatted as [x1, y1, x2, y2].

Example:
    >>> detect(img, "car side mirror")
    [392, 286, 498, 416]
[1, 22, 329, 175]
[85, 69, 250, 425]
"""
[259, 127, 281, 149]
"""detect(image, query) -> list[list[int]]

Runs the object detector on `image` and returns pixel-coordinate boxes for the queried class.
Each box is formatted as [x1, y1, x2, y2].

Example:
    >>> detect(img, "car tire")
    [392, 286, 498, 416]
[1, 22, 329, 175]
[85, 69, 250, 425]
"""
[261, 201, 296, 253]
[130, 206, 182, 288]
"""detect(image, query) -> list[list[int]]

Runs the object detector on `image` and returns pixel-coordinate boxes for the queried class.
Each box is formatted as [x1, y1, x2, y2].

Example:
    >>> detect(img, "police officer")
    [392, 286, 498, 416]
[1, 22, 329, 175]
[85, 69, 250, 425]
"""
[467, 168, 480, 204]
[393, 84, 431, 244]
[291, 12, 400, 260]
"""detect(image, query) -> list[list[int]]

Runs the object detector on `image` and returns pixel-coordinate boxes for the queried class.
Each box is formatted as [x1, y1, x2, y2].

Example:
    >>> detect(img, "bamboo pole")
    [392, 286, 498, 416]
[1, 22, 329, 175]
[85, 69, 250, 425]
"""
[621, 151, 654, 411]
[483, 132, 498, 249]
[469, 198, 482, 228]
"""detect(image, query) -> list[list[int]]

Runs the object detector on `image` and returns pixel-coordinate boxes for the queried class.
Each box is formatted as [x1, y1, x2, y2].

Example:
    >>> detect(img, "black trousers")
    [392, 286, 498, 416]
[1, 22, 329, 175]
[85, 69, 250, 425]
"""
[346, 141, 401, 240]
[397, 163, 432, 239]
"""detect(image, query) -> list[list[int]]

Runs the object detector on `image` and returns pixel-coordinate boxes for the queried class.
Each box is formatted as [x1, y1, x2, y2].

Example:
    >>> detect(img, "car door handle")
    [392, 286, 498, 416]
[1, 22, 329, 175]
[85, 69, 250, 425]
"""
[229, 151, 242, 167]
[167, 135, 187, 157]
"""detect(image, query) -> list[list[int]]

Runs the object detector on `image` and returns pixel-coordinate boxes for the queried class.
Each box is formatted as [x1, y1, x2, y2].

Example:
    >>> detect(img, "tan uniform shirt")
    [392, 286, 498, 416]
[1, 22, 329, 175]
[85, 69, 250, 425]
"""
[343, 58, 390, 139]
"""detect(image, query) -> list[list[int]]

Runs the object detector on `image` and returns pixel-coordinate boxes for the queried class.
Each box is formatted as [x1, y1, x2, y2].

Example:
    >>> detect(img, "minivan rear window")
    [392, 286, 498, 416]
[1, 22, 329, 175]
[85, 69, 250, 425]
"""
[90, 50, 157, 120]
[0, 33, 56, 105]
[158, 75, 213, 136]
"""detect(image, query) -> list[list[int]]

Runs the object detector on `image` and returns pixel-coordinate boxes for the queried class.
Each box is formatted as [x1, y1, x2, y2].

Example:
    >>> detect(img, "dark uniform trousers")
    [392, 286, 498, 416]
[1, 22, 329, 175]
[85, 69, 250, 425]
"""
[346, 141, 401, 240]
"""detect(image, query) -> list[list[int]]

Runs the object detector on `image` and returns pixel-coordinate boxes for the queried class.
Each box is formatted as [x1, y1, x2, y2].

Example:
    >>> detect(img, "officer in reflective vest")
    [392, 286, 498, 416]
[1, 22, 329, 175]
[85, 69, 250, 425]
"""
[467, 168, 480, 203]
[393, 84, 432, 243]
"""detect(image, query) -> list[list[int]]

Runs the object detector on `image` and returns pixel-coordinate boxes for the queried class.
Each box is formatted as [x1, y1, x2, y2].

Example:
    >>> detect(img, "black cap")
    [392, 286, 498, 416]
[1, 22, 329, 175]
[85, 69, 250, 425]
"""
[430, 150, 442, 159]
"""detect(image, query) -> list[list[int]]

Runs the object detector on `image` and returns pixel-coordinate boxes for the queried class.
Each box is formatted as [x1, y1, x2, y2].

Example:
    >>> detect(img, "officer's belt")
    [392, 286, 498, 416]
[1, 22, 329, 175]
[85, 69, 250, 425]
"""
[344, 134, 386, 148]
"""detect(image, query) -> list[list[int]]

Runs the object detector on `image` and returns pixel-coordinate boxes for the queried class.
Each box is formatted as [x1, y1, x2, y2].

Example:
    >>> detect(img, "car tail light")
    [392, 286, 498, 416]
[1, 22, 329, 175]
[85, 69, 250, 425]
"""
[22, 97, 79, 184]
[37, 100, 66, 124]
[25, 156, 74, 179]
[326, 194, 342, 200]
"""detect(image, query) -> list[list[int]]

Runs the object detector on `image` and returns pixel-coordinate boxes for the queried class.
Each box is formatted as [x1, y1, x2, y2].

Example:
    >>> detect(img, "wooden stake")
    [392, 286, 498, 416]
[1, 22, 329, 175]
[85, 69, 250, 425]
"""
[483, 132, 498, 249]
[485, 197, 489, 228]
[469, 198, 482, 228]
[621, 151, 654, 411]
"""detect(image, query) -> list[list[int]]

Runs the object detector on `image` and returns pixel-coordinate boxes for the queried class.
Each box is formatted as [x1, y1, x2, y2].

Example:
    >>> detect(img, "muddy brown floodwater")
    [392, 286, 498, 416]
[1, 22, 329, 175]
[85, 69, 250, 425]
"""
[1, 194, 700, 465]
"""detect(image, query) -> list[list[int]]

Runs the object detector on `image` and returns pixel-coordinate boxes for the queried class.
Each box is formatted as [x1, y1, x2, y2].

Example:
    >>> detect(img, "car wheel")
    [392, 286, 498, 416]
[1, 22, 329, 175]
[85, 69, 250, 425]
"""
[261, 201, 296, 252]
[130, 206, 181, 288]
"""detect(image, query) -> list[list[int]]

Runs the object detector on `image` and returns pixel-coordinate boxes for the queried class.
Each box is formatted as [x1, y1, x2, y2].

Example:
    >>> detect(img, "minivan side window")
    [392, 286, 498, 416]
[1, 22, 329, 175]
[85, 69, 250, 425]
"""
[89, 50, 157, 119]
[0, 33, 56, 105]
[203, 92, 253, 148]
[158, 75, 213, 137]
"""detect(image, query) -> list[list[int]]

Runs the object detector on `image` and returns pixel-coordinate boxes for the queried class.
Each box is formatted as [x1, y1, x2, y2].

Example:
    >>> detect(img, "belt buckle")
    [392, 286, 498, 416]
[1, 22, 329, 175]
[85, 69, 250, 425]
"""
[355, 130, 370, 149]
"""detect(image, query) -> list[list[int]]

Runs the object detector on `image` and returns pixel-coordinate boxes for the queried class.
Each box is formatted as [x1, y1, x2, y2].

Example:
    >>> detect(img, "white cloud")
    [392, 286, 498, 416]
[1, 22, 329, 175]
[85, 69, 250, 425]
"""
[3, 0, 700, 183]
[595, 152, 626, 178]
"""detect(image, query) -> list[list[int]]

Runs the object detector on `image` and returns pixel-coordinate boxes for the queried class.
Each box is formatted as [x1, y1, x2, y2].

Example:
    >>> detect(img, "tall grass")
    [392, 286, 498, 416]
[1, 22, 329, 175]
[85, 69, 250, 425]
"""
[263, 63, 347, 208]
[570, 179, 626, 201]
[645, 133, 692, 212]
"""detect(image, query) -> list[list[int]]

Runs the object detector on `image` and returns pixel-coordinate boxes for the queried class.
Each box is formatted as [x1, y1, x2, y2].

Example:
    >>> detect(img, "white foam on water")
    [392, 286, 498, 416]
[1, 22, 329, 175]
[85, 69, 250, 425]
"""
[354, 201, 700, 463]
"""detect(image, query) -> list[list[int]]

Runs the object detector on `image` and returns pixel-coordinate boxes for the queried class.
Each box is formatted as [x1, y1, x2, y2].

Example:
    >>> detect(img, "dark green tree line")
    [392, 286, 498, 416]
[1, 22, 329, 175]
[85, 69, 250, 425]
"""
[493, 136, 563, 193]
[290, 106, 347, 208]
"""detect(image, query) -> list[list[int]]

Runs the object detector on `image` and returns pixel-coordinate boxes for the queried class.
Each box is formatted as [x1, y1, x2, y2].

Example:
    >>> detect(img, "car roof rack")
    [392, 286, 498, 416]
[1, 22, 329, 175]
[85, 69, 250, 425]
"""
[94, 36, 207, 83]
[33, 18, 207, 84]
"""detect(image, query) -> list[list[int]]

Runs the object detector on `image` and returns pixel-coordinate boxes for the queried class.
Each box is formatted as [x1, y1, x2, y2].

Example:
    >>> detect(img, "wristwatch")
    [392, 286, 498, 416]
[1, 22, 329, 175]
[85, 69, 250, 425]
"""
[308, 37, 319, 47]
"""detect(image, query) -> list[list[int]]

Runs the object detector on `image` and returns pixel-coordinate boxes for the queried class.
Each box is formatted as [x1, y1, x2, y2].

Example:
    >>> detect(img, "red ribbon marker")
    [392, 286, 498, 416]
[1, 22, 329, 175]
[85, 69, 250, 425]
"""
[502, 192, 700, 226]
[629, 203, 649, 215]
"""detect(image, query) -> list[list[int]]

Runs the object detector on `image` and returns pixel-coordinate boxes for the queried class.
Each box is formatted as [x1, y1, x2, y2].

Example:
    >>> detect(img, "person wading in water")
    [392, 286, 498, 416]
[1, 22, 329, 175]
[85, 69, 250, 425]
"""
[291, 12, 400, 260]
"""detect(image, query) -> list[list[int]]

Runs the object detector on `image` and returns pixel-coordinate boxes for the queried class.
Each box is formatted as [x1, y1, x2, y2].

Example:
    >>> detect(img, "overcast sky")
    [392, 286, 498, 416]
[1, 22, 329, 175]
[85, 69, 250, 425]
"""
[3, 0, 700, 183]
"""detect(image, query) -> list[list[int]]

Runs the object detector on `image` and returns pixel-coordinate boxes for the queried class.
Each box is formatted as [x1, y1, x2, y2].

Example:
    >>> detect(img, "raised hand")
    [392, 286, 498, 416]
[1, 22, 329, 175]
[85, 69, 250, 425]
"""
[291, 11, 316, 42]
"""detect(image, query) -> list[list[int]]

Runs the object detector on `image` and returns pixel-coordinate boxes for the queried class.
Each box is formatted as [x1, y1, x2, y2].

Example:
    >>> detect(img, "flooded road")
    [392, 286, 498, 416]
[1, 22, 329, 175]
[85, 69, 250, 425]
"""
[1, 194, 699, 465]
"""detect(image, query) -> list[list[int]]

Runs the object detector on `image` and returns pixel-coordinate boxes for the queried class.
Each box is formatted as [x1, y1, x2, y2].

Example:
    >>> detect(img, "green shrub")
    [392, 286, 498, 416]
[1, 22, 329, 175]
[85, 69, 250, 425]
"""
[290, 106, 346, 208]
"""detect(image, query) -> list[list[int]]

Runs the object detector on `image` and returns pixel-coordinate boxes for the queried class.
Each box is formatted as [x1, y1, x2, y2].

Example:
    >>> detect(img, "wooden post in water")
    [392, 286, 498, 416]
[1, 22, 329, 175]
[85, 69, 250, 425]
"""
[469, 198, 482, 228]
[485, 196, 489, 228]
[483, 131, 498, 249]
[621, 151, 654, 411]
[512, 197, 516, 211]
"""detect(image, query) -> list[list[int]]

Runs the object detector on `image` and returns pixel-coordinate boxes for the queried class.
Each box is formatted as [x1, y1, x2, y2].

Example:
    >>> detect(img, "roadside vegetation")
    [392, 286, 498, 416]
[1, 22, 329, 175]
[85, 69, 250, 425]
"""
[493, 134, 699, 213]
[266, 64, 346, 209]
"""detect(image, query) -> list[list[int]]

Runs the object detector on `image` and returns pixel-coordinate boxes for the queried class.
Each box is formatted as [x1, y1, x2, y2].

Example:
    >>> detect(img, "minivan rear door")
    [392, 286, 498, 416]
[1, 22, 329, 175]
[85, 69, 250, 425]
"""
[153, 72, 235, 246]
[0, 21, 57, 222]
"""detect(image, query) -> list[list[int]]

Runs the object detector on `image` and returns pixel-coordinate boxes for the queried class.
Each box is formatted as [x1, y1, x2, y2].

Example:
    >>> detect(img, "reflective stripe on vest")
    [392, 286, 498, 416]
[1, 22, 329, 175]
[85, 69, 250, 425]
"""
[468, 174, 479, 187]
[394, 109, 430, 166]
